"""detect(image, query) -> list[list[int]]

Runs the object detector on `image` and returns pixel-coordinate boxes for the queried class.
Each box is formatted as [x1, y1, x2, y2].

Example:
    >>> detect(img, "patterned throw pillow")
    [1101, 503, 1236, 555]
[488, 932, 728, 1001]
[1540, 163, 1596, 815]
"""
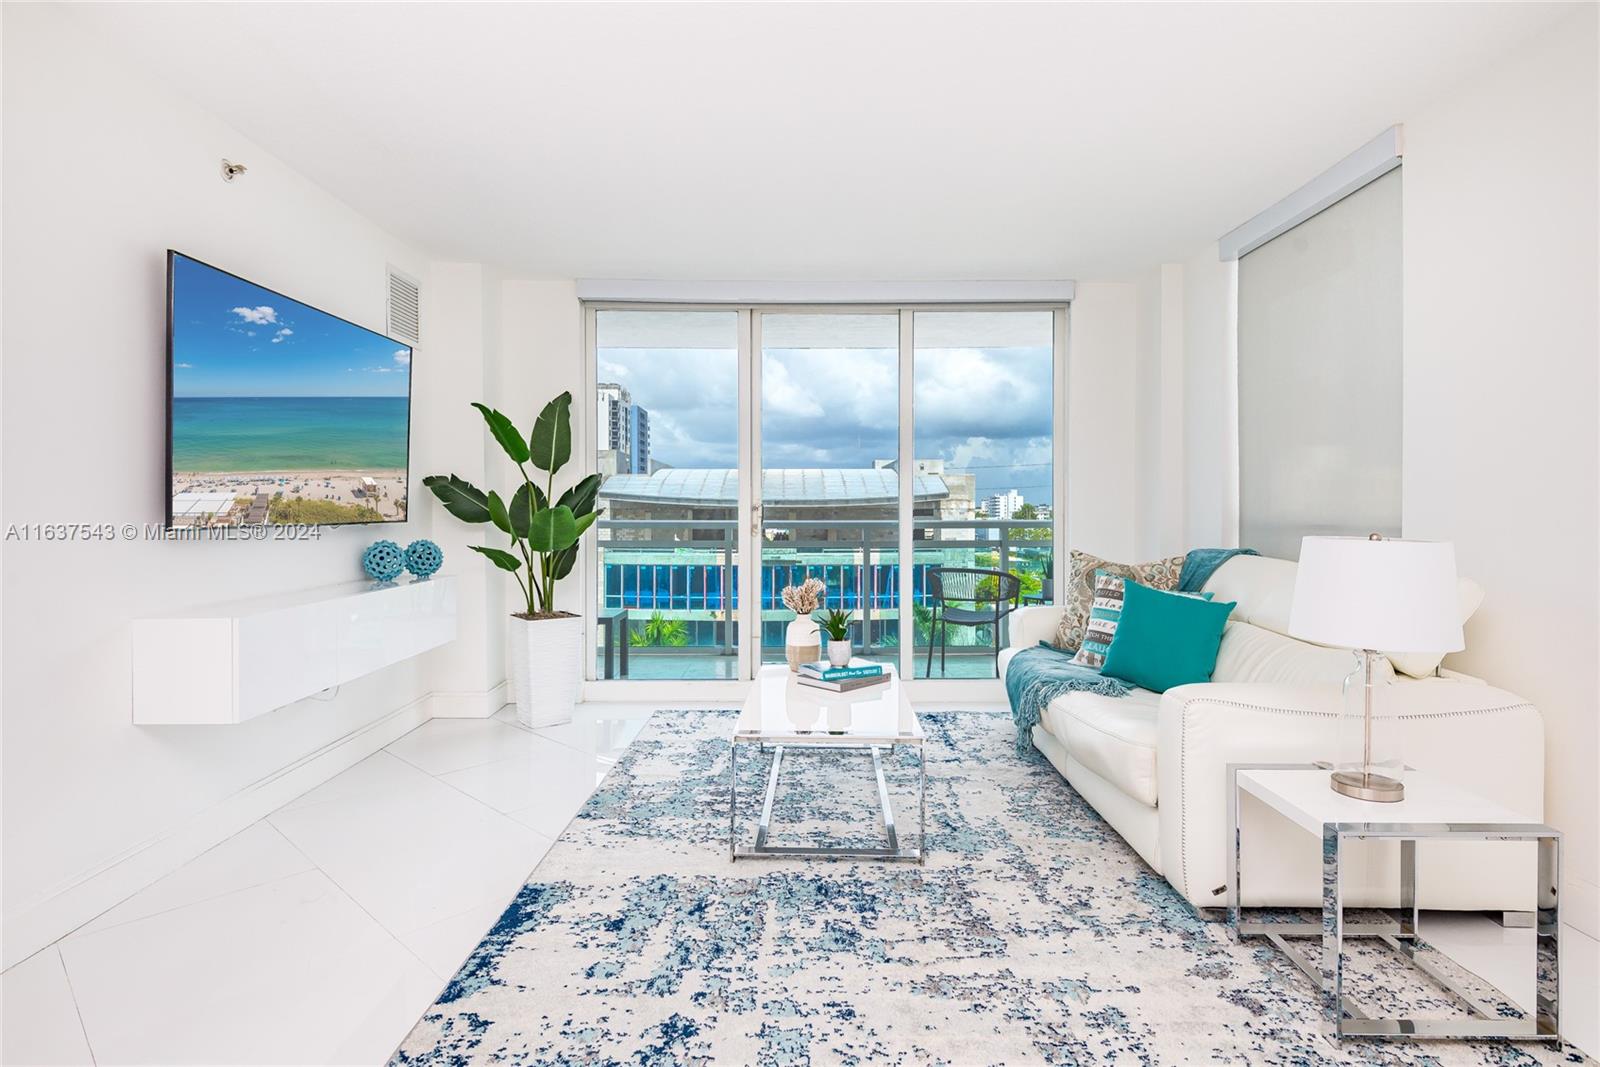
[1071, 570, 1130, 669]
[1052, 550, 1185, 653]
[1071, 569, 1213, 669]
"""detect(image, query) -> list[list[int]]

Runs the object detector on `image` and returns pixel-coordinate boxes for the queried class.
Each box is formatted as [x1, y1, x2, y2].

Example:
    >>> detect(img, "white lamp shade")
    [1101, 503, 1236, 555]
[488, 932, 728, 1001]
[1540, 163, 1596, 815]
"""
[1288, 536, 1465, 653]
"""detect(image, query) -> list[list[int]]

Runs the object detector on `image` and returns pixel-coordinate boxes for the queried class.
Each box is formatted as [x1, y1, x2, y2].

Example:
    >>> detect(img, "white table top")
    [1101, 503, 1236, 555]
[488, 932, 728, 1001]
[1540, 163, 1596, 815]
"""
[1237, 768, 1542, 837]
[734, 664, 922, 746]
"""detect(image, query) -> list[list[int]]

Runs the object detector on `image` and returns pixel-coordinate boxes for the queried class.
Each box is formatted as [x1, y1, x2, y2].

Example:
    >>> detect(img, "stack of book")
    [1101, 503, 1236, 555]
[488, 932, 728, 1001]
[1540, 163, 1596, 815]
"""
[796, 661, 888, 692]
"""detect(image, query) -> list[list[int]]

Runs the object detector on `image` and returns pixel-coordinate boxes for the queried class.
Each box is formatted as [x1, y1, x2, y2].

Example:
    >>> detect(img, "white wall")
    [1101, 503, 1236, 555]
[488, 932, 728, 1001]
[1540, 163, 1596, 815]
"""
[1178, 246, 1236, 550]
[1132, 264, 1189, 558]
[0, 4, 447, 964]
[496, 281, 585, 623]
[1066, 283, 1141, 561]
[1400, 3, 1600, 938]
[417, 264, 506, 716]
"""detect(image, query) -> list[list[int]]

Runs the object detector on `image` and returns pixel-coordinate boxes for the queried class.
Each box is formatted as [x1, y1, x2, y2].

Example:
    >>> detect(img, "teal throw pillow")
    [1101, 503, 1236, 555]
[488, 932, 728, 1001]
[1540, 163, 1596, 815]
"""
[1100, 579, 1236, 693]
[1071, 568, 1214, 670]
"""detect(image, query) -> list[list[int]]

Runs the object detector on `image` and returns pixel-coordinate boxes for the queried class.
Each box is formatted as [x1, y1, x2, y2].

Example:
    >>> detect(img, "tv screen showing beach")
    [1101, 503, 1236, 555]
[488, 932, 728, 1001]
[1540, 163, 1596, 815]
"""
[167, 252, 411, 527]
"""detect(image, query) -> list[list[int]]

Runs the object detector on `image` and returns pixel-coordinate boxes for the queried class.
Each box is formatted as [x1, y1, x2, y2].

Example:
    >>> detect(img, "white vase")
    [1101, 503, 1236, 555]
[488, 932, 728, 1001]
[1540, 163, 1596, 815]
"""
[508, 614, 583, 728]
[827, 639, 853, 667]
[785, 615, 820, 672]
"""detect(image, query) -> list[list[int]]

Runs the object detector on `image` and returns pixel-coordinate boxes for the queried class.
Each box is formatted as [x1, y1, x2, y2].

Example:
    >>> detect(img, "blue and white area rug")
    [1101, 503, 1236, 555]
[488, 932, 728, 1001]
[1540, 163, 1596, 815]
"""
[393, 711, 1587, 1065]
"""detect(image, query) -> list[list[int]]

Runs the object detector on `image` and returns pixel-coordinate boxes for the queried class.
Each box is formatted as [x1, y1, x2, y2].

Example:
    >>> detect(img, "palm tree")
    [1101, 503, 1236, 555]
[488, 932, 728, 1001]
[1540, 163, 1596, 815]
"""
[629, 610, 689, 647]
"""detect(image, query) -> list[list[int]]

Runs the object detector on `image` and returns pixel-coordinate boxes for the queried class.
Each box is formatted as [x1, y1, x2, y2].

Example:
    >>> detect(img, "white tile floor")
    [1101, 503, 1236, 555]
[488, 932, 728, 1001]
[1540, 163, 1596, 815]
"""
[0, 703, 661, 1067]
[2, 702, 1595, 1065]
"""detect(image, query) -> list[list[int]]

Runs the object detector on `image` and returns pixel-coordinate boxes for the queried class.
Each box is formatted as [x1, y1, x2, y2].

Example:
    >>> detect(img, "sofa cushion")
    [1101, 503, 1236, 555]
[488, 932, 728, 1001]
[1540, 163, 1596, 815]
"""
[1202, 554, 1486, 679]
[1201, 554, 1299, 632]
[1211, 620, 1395, 686]
[1042, 687, 1163, 806]
[1053, 549, 1185, 652]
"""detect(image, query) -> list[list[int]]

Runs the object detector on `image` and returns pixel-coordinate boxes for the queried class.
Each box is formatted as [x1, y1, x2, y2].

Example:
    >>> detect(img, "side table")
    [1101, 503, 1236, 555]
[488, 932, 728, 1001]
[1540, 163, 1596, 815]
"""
[1227, 764, 1560, 1042]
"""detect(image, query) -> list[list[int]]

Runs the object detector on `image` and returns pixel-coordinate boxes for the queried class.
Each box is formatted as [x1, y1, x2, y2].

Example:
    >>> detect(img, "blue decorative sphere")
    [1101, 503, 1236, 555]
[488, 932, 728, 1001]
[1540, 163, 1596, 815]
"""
[362, 540, 405, 583]
[404, 539, 443, 579]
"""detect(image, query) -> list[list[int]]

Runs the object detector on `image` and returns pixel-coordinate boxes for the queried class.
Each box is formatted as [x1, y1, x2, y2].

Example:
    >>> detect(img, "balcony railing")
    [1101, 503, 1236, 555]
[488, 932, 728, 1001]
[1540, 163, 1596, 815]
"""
[596, 517, 1052, 675]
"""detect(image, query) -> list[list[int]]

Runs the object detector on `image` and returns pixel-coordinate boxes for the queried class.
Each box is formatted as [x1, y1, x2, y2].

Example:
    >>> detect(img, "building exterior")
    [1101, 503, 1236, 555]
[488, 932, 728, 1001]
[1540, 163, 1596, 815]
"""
[981, 489, 1025, 519]
[596, 382, 652, 477]
[626, 405, 651, 473]
[873, 458, 976, 539]
[594, 465, 1049, 656]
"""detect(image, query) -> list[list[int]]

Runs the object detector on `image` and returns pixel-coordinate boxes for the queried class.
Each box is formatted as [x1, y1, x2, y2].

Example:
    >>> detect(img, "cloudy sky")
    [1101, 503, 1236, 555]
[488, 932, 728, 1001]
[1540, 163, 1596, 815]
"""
[598, 344, 1054, 505]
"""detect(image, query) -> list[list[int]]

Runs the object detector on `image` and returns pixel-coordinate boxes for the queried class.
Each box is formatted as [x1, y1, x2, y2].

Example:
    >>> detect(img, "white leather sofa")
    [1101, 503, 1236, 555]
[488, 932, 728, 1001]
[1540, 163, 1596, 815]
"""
[1000, 554, 1544, 914]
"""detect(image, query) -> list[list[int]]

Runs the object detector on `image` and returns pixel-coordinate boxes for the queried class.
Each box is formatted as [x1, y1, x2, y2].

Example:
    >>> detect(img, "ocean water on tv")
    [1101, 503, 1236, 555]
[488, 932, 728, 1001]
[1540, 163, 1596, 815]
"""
[171, 396, 408, 472]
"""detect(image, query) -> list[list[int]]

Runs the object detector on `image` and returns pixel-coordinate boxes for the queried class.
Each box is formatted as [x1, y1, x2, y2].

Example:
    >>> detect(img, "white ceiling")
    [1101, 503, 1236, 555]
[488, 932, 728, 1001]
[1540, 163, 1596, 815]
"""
[67, 1, 1572, 280]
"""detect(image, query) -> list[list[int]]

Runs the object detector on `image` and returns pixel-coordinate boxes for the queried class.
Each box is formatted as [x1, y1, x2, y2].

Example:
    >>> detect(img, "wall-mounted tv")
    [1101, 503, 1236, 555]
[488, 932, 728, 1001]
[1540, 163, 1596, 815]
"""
[166, 251, 412, 528]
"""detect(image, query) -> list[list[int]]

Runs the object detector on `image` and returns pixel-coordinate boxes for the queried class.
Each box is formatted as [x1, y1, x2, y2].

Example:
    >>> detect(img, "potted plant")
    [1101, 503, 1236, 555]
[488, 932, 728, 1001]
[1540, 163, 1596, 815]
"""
[819, 608, 853, 667]
[424, 392, 601, 728]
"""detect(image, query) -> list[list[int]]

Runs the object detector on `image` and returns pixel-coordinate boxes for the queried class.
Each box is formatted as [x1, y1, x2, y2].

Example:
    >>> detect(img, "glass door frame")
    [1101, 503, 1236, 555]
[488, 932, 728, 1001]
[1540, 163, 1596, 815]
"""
[581, 301, 1070, 701]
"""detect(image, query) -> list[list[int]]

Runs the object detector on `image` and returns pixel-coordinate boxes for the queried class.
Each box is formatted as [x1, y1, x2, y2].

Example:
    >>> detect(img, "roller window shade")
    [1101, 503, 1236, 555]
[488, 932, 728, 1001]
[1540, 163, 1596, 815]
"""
[1237, 167, 1402, 560]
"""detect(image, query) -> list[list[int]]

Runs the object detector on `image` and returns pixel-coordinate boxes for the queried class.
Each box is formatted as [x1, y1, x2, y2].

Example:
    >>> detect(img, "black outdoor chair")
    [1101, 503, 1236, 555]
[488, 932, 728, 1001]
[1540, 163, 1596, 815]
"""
[925, 567, 1022, 678]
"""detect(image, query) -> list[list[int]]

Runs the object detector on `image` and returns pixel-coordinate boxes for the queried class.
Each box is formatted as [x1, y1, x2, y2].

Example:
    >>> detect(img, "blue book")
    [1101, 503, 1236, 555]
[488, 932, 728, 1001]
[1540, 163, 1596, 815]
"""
[799, 662, 884, 681]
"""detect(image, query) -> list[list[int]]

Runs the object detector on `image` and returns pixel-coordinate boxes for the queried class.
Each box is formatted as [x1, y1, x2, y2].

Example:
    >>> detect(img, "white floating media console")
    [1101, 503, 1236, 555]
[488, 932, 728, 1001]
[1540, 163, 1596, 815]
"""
[132, 576, 457, 724]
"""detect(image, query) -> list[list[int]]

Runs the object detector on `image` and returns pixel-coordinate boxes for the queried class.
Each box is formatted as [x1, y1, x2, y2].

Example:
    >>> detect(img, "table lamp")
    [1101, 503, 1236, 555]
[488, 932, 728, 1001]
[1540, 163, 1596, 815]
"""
[1288, 534, 1464, 802]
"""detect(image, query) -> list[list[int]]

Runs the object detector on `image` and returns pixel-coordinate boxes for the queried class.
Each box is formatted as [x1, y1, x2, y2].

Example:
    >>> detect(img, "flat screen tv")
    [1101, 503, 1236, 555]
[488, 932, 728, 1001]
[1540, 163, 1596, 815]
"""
[166, 251, 412, 528]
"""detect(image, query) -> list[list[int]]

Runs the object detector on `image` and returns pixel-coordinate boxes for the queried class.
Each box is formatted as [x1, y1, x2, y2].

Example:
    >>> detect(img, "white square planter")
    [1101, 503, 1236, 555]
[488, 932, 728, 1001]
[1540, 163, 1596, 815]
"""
[508, 614, 583, 728]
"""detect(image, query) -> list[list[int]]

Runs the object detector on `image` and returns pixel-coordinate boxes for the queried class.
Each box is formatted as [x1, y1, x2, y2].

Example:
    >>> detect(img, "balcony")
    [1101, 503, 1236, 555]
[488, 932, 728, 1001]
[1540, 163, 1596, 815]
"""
[595, 517, 1052, 680]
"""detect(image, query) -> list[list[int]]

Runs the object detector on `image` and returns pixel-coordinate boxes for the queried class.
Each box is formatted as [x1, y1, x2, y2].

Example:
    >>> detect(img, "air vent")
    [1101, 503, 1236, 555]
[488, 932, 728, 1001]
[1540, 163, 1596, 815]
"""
[387, 267, 420, 343]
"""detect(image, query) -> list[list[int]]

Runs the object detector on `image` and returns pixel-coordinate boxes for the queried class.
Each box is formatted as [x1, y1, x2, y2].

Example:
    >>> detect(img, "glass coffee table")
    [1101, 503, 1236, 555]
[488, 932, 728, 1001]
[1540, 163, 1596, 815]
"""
[730, 664, 926, 863]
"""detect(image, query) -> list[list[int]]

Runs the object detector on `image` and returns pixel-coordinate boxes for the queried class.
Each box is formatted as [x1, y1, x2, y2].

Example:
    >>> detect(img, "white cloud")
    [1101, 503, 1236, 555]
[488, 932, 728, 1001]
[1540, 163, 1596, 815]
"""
[597, 340, 1054, 501]
[174, 362, 193, 369]
[230, 305, 277, 325]
[393, 349, 411, 366]
[270, 328, 294, 343]
[369, 366, 394, 373]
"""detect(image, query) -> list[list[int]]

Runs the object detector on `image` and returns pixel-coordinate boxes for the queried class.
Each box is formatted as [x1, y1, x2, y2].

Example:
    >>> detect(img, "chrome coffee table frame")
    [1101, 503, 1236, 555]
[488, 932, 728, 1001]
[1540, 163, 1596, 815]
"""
[1227, 763, 1561, 1043]
[729, 737, 926, 863]
[729, 664, 926, 864]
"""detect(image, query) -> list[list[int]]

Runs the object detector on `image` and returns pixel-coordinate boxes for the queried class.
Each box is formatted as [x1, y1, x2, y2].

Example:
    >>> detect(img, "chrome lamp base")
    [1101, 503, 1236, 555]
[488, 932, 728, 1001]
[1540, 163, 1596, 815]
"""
[1331, 769, 1405, 803]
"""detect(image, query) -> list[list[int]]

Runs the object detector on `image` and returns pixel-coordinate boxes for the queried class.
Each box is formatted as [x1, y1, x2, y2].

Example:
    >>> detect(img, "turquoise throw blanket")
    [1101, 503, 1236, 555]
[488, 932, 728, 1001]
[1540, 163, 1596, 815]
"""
[1005, 547, 1257, 753]
[1004, 643, 1129, 754]
[1178, 547, 1257, 593]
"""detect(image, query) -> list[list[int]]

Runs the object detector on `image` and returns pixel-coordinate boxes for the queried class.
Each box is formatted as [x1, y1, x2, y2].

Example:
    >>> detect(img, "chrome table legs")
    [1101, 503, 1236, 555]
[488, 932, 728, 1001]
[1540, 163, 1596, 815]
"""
[730, 741, 927, 863]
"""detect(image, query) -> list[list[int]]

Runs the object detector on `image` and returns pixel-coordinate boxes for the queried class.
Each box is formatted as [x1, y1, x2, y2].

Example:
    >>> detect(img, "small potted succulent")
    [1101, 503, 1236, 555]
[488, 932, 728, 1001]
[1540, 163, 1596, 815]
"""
[819, 608, 853, 667]
[780, 577, 824, 671]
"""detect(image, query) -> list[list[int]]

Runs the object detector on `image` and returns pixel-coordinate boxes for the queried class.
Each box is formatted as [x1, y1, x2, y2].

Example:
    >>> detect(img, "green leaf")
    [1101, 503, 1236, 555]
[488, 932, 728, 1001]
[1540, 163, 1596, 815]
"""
[486, 490, 512, 535]
[469, 544, 523, 572]
[529, 392, 573, 474]
[546, 507, 601, 581]
[548, 545, 580, 582]
[471, 403, 530, 465]
[509, 482, 550, 540]
[508, 483, 531, 539]
[423, 474, 490, 523]
[556, 473, 603, 519]
[527, 504, 578, 553]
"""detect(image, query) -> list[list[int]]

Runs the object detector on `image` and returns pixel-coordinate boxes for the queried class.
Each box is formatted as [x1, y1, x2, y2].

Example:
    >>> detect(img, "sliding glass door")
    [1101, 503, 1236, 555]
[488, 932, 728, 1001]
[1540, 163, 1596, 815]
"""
[587, 303, 1064, 684]
[591, 310, 740, 680]
[911, 311, 1056, 677]
[758, 313, 900, 669]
